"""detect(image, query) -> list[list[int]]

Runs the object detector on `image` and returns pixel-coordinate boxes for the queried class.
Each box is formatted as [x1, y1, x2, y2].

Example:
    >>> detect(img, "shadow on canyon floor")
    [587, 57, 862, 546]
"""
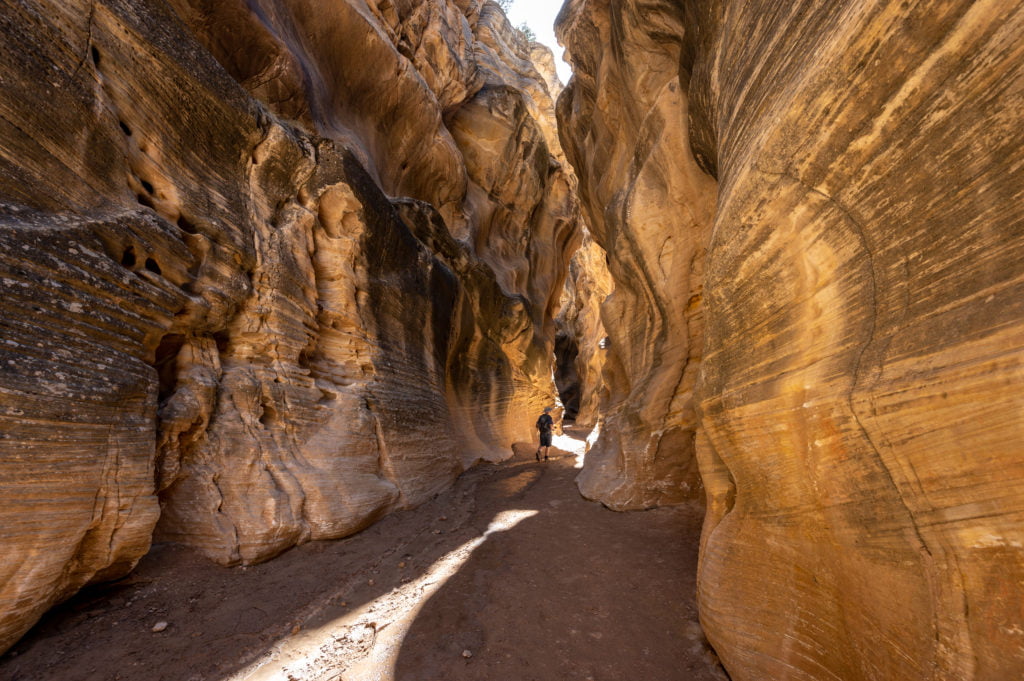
[0, 429, 727, 681]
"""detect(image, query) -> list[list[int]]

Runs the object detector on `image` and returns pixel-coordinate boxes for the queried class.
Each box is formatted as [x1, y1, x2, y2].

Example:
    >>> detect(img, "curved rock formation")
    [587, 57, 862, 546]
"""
[0, 0, 577, 653]
[559, 0, 1024, 679]
[558, 0, 714, 509]
[556, 230, 611, 427]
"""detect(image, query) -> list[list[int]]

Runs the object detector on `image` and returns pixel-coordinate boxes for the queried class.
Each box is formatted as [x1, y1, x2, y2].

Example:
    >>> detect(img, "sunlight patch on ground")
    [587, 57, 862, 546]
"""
[486, 509, 539, 535]
[224, 511, 538, 681]
[553, 424, 594, 469]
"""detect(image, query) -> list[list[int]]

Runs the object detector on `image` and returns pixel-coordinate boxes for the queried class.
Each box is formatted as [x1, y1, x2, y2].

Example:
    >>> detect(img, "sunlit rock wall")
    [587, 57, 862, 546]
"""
[558, 0, 1024, 679]
[557, 0, 714, 509]
[0, 0, 577, 653]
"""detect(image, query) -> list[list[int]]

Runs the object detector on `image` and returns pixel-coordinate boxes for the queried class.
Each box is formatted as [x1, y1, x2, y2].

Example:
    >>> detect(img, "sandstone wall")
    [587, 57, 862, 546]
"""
[0, 0, 577, 652]
[558, 0, 714, 508]
[558, 0, 1024, 679]
[555, 230, 611, 427]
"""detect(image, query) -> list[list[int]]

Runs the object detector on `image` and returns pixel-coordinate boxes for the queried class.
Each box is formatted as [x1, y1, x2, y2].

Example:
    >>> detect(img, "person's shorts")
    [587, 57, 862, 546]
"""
[540, 432, 552, 447]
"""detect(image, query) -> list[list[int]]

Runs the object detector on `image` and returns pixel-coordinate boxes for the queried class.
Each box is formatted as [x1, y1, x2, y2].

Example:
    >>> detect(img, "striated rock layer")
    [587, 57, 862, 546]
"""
[0, 0, 577, 652]
[558, 0, 714, 509]
[558, 0, 1024, 679]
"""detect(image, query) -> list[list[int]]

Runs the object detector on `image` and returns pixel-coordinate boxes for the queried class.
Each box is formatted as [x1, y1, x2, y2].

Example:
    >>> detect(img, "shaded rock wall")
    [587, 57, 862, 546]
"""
[0, 0, 577, 653]
[558, 0, 1024, 679]
[556, 230, 611, 427]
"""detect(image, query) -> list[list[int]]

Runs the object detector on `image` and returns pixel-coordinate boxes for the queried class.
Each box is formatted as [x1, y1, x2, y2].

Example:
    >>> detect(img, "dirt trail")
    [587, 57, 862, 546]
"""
[0, 431, 728, 681]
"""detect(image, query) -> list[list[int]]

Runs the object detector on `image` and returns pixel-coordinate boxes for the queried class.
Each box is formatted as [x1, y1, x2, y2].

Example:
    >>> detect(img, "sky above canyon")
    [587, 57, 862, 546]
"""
[506, 0, 573, 84]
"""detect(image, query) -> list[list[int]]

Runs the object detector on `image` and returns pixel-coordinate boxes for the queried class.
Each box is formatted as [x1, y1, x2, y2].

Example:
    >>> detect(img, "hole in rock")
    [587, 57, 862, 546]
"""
[140, 179, 155, 195]
[176, 215, 199, 234]
[297, 343, 317, 369]
[259, 401, 279, 427]
[212, 330, 230, 354]
[118, 120, 132, 136]
[136, 193, 154, 209]
[90, 45, 100, 66]
[154, 334, 185, 403]
[144, 258, 162, 275]
[554, 331, 580, 421]
[120, 246, 136, 268]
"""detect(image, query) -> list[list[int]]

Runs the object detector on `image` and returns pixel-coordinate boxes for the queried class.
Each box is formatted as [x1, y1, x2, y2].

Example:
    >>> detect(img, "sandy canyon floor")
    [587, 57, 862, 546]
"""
[0, 429, 728, 681]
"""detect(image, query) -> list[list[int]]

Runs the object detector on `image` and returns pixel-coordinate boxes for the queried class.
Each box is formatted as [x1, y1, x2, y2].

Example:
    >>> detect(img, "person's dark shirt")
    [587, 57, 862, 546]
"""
[536, 413, 553, 433]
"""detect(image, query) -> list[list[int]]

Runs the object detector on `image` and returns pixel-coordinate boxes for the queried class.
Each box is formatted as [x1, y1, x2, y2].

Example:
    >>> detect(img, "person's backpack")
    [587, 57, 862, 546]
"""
[536, 413, 553, 433]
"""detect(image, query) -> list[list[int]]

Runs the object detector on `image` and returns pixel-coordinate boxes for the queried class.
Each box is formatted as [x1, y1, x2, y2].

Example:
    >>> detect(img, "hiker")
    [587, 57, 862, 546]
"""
[535, 406, 554, 461]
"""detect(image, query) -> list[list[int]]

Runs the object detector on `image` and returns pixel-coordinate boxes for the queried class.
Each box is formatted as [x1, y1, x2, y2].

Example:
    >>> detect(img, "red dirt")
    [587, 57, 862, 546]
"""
[0, 431, 728, 681]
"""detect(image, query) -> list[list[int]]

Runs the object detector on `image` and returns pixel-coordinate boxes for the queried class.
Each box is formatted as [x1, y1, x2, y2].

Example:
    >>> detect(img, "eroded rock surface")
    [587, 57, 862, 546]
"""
[558, 0, 714, 509]
[555, 230, 611, 427]
[0, 0, 576, 652]
[558, 0, 1024, 679]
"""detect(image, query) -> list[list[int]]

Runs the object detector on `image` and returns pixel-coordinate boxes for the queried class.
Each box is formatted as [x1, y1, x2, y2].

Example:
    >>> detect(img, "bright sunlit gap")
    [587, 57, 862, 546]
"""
[553, 427, 591, 469]
[224, 510, 540, 681]
[504, 0, 573, 84]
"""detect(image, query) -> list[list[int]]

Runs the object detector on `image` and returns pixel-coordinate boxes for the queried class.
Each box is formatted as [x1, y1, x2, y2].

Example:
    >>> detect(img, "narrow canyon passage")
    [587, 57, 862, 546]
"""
[2, 0, 1022, 678]
[0, 431, 727, 681]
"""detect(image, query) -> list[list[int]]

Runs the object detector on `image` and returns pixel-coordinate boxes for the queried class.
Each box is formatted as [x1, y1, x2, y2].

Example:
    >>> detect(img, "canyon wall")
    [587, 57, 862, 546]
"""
[0, 0, 577, 653]
[558, 0, 1024, 679]
[556, 230, 611, 427]
[557, 0, 713, 509]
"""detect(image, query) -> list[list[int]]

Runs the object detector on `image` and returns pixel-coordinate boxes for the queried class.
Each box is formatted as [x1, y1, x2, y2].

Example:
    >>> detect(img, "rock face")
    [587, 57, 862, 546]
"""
[558, 0, 1024, 679]
[555, 230, 611, 427]
[558, 0, 714, 509]
[0, 0, 576, 653]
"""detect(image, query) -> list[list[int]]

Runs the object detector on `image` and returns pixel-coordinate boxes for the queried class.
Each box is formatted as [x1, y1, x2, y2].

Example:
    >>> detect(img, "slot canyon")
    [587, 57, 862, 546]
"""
[0, 0, 1021, 679]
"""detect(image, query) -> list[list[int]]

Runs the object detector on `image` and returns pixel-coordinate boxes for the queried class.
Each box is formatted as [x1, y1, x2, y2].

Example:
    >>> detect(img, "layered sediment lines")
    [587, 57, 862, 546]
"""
[558, 0, 1024, 679]
[557, 0, 714, 510]
[0, 0, 577, 652]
